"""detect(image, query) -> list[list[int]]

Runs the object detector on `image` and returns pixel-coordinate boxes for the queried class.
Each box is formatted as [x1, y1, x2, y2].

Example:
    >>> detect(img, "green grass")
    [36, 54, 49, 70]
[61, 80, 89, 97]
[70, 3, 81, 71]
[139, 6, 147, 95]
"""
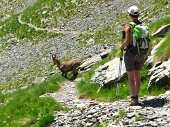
[0, 0, 27, 19]
[135, 115, 143, 121]
[0, 14, 61, 41]
[145, 16, 170, 63]
[77, 59, 168, 102]
[77, 18, 170, 100]
[0, 75, 69, 127]
[94, 121, 109, 127]
[149, 16, 170, 35]
[76, 80, 130, 101]
[21, 0, 88, 28]
[154, 30, 170, 61]
[118, 110, 127, 118]
[0, 0, 169, 99]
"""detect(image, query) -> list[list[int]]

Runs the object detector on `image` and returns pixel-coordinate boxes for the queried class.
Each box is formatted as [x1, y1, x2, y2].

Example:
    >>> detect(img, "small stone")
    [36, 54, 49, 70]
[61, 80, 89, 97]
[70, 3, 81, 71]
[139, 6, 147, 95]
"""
[127, 112, 135, 118]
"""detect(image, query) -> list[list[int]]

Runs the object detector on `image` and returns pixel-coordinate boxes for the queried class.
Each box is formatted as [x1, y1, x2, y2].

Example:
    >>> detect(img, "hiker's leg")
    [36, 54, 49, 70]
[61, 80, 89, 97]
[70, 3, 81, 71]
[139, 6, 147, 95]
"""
[127, 71, 136, 95]
[134, 55, 144, 95]
[128, 70, 140, 106]
[135, 70, 140, 95]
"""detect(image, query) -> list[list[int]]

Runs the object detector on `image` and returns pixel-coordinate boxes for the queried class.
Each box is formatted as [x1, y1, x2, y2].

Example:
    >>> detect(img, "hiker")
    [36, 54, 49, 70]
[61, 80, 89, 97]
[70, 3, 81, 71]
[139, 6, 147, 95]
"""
[119, 6, 149, 106]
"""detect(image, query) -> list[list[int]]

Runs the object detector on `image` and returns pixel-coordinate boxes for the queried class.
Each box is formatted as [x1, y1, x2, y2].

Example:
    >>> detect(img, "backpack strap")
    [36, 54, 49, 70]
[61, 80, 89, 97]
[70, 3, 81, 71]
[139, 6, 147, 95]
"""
[129, 22, 136, 45]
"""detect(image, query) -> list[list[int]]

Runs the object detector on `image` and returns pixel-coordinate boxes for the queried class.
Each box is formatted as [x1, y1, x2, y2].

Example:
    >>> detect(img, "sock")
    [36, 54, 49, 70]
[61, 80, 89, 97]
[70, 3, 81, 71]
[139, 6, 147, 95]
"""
[131, 95, 138, 98]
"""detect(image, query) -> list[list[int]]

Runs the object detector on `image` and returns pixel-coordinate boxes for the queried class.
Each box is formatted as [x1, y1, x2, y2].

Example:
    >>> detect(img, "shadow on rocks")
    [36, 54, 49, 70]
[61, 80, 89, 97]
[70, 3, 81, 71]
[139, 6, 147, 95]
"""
[141, 98, 167, 108]
[137, 124, 156, 127]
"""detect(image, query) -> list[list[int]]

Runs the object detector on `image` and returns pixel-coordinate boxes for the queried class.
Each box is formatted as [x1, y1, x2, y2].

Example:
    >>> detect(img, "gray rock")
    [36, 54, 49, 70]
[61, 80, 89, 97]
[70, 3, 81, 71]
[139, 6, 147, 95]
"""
[79, 48, 113, 71]
[47, 91, 170, 127]
[148, 59, 170, 91]
[90, 57, 126, 87]
[144, 38, 166, 66]
[127, 112, 135, 118]
[152, 24, 170, 37]
[32, 77, 47, 84]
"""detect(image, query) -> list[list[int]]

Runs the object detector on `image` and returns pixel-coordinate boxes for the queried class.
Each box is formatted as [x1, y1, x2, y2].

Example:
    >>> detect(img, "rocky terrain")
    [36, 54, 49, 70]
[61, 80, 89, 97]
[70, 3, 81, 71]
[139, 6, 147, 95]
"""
[39, 78, 170, 127]
[0, 0, 169, 89]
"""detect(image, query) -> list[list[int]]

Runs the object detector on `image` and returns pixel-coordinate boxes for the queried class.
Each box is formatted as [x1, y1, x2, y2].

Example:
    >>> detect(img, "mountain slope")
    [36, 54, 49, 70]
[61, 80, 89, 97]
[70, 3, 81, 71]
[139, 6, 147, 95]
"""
[0, 0, 169, 92]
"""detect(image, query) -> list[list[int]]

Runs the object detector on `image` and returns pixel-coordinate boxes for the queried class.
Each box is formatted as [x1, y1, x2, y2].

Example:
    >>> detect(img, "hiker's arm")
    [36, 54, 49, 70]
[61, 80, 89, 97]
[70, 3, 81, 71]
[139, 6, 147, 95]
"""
[119, 24, 130, 50]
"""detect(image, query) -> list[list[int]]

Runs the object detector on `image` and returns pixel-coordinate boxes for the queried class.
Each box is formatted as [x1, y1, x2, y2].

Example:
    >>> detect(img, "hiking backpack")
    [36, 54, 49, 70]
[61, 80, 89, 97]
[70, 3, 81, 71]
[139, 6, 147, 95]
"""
[128, 22, 150, 56]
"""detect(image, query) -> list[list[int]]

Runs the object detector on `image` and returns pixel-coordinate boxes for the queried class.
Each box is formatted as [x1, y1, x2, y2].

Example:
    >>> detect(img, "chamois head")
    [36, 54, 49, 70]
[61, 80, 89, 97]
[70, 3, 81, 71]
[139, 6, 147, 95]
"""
[51, 53, 58, 65]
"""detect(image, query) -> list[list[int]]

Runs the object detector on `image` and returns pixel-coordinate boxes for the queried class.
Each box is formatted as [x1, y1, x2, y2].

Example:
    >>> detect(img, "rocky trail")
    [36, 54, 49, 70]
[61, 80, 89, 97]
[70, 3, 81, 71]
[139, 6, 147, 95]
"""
[39, 78, 170, 127]
[18, 14, 93, 35]
[40, 78, 98, 109]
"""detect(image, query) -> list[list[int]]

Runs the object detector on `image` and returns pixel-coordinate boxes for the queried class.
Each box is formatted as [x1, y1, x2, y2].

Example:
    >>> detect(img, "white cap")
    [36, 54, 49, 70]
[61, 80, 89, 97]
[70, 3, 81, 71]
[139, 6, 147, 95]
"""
[128, 6, 139, 16]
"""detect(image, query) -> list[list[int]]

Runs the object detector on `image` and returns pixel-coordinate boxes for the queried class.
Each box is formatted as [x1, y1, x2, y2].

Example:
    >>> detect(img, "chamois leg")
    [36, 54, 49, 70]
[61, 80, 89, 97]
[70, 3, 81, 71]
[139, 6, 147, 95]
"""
[62, 72, 68, 79]
[70, 63, 80, 81]
[70, 72, 78, 81]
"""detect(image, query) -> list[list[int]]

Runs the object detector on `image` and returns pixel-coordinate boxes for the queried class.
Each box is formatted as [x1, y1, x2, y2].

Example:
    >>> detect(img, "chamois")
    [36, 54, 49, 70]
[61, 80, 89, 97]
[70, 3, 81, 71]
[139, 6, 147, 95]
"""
[52, 53, 81, 81]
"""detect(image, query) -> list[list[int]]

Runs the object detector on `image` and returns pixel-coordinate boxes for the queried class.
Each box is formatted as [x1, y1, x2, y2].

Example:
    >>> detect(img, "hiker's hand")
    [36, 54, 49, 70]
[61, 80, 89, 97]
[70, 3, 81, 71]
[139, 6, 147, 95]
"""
[119, 46, 124, 50]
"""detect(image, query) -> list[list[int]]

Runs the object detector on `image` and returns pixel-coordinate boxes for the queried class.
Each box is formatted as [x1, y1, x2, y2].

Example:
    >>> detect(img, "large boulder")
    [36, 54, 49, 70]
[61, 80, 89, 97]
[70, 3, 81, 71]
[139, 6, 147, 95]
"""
[79, 48, 112, 71]
[148, 59, 170, 91]
[152, 24, 170, 37]
[90, 58, 126, 87]
[145, 23, 170, 66]
[144, 38, 166, 66]
[146, 24, 170, 91]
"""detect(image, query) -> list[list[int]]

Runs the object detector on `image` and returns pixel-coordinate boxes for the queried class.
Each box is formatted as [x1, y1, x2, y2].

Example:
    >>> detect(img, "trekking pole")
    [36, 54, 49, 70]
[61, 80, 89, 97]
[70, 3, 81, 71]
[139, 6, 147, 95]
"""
[116, 31, 125, 99]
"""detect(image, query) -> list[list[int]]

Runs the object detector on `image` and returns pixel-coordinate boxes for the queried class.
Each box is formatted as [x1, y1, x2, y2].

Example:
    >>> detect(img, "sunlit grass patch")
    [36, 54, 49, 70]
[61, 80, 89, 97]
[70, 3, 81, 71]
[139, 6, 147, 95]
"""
[0, 14, 61, 42]
[0, 75, 68, 127]
[149, 16, 170, 35]
[76, 59, 167, 102]
[154, 30, 170, 62]
[118, 110, 126, 118]
[135, 115, 143, 121]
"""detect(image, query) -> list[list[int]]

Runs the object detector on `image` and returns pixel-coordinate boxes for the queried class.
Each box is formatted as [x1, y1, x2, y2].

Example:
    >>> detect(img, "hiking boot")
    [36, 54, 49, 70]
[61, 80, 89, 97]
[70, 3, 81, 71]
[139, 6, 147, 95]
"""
[130, 96, 139, 106]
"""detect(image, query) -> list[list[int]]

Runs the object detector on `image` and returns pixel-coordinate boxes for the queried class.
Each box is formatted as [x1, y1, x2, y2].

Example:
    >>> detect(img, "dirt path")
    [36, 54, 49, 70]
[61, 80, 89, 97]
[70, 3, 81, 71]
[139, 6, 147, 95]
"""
[40, 78, 98, 108]
[18, 14, 93, 35]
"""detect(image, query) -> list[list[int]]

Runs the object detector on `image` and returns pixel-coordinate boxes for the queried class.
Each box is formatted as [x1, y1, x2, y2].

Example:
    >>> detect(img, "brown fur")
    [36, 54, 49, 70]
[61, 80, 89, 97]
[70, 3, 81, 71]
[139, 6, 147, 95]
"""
[52, 53, 81, 81]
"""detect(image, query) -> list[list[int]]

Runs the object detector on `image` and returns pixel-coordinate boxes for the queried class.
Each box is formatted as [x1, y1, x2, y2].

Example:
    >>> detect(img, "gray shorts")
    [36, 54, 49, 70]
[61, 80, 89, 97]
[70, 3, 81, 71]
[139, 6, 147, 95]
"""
[124, 50, 144, 72]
